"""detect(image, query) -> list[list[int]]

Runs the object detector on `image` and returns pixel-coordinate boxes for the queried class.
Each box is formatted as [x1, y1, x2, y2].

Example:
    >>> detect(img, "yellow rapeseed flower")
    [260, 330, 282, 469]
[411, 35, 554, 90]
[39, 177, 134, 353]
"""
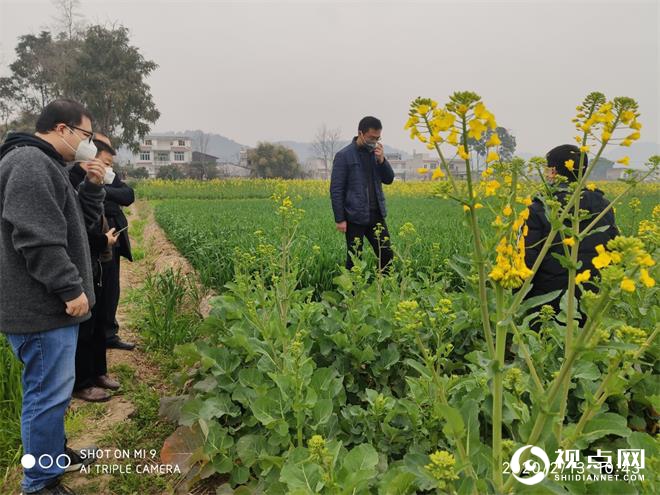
[487, 133, 502, 147]
[580, 145, 590, 153]
[637, 253, 655, 267]
[563, 237, 576, 247]
[620, 277, 635, 292]
[473, 102, 487, 119]
[617, 156, 630, 166]
[621, 110, 635, 124]
[417, 104, 430, 115]
[575, 270, 591, 284]
[586, 183, 597, 191]
[592, 244, 613, 269]
[417, 167, 429, 175]
[640, 269, 655, 288]
[564, 159, 575, 171]
[503, 205, 513, 216]
[486, 151, 499, 163]
[484, 180, 501, 196]
[467, 119, 487, 140]
[458, 145, 469, 160]
[432, 168, 445, 180]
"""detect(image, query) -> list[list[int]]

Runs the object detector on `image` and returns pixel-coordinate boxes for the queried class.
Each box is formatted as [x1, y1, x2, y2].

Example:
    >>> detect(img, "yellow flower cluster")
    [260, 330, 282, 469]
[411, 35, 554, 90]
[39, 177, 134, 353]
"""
[593, 237, 656, 292]
[394, 300, 424, 333]
[615, 325, 648, 346]
[405, 92, 498, 161]
[489, 236, 534, 289]
[573, 93, 642, 151]
[425, 450, 459, 487]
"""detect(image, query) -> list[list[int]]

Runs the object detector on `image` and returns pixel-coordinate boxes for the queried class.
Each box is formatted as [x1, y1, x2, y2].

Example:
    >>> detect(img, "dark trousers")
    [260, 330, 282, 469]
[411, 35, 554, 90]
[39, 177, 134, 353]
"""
[345, 210, 394, 272]
[74, 283, 107, 390]
[100, 247, 121, 341]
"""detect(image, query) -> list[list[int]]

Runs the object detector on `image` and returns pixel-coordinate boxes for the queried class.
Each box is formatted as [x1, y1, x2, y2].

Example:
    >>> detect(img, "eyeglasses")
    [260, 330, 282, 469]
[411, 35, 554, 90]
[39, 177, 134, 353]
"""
[67, 124, 94, 142]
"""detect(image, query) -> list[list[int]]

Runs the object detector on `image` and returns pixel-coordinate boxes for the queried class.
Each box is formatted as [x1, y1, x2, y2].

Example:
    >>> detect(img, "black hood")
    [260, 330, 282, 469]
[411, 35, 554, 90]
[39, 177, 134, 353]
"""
[0, 132, 66, 165]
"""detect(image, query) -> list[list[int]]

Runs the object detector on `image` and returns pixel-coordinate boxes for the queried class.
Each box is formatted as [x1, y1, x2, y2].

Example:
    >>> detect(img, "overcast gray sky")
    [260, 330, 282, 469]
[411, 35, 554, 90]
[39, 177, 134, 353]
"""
[1, 0, 658, 155]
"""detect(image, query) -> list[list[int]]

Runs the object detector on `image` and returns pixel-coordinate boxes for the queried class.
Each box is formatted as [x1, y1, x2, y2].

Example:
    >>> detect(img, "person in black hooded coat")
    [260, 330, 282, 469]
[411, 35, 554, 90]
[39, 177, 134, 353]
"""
[99, 167, 136, 350]
[524, 144, 618, 318]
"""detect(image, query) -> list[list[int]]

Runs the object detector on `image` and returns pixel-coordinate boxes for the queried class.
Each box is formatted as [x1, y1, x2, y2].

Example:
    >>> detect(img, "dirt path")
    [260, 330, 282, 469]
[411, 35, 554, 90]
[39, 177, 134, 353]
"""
[63, 200, 207, 495]
[3, 199, 212, 495]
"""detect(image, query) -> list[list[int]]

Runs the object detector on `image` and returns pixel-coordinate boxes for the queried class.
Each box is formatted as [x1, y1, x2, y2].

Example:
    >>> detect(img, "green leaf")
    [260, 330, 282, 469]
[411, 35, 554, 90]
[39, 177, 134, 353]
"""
[236, 434, 267, 468]
[567, 412, 632, 449]
[203, 422, 234, 457]
[518, 289, 563, 314]
[311, 399, 333, 427]
[280, 451, 324, 493]
[573, 361, 601, 381]
[627, 431, 659, 457]
[376, 344, 400, 371]
[436, 404, 465, 439]
[230, 464, 251, 485]
[377, 465, 418, 494]
[337, 444, 379, 491]
[550, 252, 579, 271]
[179, 398, 203, 427]
[199, 394, 240, 421]
[334, 273, 353, 292]
[251, 394, 288, 426]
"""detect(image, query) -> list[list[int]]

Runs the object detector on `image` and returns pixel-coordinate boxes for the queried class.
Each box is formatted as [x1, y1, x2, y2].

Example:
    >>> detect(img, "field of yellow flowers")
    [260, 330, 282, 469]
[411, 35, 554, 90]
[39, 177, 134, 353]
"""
[134, 91, 659, 494]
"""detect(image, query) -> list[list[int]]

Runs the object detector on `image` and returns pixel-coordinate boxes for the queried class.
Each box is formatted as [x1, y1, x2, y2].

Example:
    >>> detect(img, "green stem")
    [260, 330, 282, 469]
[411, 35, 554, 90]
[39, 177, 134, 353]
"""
[563, 327, 659, 449]
[509, 322, 545, 394]
[492, 285, 506, 493]
[502, 294, 611, 492]
[414, 334, 479, 490]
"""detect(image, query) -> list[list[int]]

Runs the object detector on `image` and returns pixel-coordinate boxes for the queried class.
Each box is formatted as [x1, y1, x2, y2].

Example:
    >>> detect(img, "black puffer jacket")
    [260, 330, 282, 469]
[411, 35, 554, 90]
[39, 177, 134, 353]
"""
[524, 187, 618, 300]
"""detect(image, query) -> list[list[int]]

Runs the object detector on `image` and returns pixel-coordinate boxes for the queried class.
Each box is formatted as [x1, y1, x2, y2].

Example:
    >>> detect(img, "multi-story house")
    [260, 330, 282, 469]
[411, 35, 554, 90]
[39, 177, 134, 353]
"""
[135, 135, 193, 177]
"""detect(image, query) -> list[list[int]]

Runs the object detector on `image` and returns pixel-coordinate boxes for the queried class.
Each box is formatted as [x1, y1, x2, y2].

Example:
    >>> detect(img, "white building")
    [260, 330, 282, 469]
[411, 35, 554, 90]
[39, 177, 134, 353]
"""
[387, 152, 471, 181]
[134, 135, 193, 177]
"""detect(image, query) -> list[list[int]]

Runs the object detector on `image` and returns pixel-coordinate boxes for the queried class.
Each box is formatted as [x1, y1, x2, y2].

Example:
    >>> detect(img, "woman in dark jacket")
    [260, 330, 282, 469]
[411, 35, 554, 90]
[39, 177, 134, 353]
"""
[524, 144, 618, 318]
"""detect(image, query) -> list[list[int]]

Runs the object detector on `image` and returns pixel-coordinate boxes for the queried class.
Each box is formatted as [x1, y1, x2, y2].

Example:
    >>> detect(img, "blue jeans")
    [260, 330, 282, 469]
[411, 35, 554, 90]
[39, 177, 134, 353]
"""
[5, 325, 79, 493]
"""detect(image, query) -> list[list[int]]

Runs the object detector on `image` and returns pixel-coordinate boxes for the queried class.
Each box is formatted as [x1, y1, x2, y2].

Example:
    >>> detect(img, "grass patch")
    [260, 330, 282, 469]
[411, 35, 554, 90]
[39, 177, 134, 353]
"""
[99, 364, 177, 495]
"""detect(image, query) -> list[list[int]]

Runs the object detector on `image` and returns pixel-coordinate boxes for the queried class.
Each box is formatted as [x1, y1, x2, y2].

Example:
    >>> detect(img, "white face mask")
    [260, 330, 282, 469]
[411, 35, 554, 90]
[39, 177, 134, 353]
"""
[60, 127, 98, 162]
[103, 167, 116, 185]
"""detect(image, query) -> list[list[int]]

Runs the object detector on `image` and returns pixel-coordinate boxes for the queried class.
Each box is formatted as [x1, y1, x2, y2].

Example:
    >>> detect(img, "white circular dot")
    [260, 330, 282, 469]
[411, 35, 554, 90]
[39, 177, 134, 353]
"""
[21, 454, 36, 469]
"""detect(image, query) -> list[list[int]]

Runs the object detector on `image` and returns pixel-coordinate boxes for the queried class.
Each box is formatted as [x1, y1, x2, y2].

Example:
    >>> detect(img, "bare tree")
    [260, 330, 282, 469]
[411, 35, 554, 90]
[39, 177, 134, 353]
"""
[312, 124, 342, 178]
[52, 0, 85, 41]
[192, 130, 211, 155]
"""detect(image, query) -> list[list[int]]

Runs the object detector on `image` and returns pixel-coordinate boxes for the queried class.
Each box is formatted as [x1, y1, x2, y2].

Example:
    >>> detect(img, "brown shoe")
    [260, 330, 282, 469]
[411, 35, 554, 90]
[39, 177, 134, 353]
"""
[95, 375, 120, 390]
[72, 386, 110, 402]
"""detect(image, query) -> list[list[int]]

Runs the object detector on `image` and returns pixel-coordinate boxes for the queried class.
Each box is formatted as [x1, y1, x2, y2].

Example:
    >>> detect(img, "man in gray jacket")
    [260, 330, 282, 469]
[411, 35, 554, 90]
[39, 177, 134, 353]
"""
[0, 99, 106, 495]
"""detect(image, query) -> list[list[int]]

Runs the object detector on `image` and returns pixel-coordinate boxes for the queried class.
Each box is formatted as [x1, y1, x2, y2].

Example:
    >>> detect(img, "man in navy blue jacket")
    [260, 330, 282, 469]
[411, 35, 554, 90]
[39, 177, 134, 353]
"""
[330, 116, 395, 271]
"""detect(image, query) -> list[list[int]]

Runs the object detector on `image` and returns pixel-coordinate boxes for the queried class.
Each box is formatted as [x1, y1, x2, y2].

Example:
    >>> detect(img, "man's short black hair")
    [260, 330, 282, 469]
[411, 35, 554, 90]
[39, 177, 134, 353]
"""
[93, 139, 116, 156]
[358, 116, 382, 134]
[546, 144, 588, 182]
[35, 99, 93, 133]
